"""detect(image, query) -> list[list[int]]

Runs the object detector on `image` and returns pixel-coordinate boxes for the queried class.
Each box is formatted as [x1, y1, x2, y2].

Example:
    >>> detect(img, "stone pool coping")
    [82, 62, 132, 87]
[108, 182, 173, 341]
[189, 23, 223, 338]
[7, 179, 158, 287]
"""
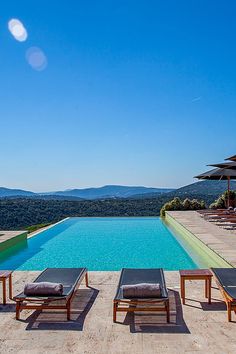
[0, 218, 70, 252]
[166, 210, 236, 267]
[28, 217, 70, 239]
[0, 231, 27, 252]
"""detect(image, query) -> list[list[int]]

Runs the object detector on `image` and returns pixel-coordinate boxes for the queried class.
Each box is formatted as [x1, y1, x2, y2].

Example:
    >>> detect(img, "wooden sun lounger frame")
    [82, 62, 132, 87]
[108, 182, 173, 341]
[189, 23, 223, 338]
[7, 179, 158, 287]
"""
[211, 270, 236, 322]
[204, 215, 236, 221]
[113, 269, 170, 323]
[14, 270, 88, 320]
[200, 211, 235, 218]
[198, 209, 231, 217]
[113, 297, 170, 323]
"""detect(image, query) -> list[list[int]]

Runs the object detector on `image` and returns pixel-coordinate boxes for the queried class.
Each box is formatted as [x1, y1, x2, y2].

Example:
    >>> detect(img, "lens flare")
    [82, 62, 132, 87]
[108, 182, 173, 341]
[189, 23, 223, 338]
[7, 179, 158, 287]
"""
[26, 47, 47, 71]
[8, 18, 28, 42]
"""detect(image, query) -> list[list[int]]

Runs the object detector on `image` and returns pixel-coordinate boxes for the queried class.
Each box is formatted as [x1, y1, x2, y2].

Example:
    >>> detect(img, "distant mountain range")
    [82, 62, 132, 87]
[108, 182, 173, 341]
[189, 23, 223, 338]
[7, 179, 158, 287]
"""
[124, 180, 236, 200]
[0, 180, 234, 201]
[0, 187, 36, 198]
[133, 180, 236, 199]
[168, 180, 236, 197]
[0, 185, 174, 200]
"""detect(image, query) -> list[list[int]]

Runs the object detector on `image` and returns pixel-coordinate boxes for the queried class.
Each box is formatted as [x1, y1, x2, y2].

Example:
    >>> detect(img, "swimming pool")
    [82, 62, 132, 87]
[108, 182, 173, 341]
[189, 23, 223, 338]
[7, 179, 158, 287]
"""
[0, 217, 199, 271]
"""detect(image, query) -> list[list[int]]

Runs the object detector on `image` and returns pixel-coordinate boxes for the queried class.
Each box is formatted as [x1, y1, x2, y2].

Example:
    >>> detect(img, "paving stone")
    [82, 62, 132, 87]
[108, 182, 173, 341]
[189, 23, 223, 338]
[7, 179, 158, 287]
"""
[0, 270, 235, 353]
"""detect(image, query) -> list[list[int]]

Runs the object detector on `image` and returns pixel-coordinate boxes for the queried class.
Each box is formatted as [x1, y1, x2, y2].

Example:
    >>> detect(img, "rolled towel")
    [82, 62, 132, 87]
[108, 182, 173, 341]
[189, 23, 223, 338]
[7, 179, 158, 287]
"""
[122, 283, 161, 298]
[24, 282, 63, 296]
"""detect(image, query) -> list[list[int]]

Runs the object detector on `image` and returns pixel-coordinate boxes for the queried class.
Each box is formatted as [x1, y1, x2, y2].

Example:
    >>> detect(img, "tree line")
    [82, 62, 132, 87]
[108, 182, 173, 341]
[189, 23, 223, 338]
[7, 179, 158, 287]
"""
[0, 193, 217, 230]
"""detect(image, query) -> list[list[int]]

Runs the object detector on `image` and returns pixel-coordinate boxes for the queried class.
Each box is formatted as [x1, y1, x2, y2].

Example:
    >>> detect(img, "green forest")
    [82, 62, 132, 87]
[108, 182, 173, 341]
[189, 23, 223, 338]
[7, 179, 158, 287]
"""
[0, 193, 216, 230]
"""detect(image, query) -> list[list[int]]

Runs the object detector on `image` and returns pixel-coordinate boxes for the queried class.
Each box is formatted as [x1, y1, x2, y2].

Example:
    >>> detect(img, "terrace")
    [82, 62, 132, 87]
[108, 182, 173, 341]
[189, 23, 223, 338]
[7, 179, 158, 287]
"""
[0, 270, 236, 353]
[0, 212, 236, 353]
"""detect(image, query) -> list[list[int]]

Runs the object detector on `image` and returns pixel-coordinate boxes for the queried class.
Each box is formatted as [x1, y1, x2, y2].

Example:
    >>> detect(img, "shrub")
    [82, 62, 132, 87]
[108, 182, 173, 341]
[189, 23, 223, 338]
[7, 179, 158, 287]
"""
[210, 190, 236, 209]
[161, 197, 205, 217]
[182, 198, 191, 210]
[171, 197, 182, 210]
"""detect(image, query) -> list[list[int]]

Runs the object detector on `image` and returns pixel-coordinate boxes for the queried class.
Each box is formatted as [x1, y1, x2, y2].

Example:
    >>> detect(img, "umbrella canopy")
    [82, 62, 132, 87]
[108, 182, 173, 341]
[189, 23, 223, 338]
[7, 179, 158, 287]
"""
[225, 155, 236, 162]
[208, 161, 236, 170]
[195, 167, 236, 180]
[195, 167, 236, 207]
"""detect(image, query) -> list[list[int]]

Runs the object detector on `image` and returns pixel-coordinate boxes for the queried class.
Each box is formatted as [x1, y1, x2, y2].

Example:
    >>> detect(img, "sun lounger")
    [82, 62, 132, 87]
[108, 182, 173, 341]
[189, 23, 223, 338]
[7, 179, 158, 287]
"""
[211, 268, 236, 321]
[198, 209, 225, 215]
[215, 221, 236, 226]
[204, 213, 236, 220]
[200, 209, 236, 219]
[13, 268, 88, 320]
[223, 225, 236, 230]
[198, 209, 232, 217]
[113, 268, 169, 323]
[207, 216, 236, 224]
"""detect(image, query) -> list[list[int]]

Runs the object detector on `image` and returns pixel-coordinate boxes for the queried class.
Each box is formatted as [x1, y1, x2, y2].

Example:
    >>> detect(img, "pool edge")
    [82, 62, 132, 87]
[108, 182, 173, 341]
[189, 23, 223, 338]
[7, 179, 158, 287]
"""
[165, 212, 232, 268]
[28, 217, 70, 239]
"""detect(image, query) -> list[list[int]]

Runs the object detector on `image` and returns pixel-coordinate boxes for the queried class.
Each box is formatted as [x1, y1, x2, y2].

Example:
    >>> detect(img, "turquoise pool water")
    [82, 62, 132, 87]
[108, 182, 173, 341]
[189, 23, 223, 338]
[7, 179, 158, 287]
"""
[0, 217, 198, 270]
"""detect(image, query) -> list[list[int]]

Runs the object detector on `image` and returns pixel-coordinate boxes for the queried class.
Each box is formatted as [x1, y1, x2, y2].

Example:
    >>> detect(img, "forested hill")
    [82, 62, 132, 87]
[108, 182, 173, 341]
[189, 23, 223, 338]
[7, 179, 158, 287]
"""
[0, 180, 233, 230]
[132, 180, 236, 199]
[170, 180, 236, 196]
[0, 191, 217, 230]
[0, 198, 166, 230]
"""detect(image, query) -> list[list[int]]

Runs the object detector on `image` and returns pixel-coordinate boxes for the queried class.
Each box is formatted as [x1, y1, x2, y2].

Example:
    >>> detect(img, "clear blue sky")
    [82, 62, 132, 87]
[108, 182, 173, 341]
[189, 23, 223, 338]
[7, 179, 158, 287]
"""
[1, 1, 236, 192]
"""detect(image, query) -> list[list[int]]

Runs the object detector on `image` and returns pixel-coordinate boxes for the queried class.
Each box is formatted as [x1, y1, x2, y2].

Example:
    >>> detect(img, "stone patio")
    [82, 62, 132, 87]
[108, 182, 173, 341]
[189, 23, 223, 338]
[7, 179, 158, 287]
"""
[167, 211, 236, 267]
[0, 270, 236, 353]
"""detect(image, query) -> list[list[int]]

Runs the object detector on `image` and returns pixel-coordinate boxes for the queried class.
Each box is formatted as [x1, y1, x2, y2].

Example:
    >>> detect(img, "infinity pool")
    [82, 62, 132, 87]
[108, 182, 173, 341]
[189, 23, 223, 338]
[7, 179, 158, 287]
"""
[0, 217, 198, 270]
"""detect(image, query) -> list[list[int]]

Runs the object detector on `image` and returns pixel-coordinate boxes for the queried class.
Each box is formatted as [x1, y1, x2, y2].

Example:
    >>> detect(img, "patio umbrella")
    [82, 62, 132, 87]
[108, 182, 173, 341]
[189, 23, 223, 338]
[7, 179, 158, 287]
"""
[208, 161, 236, 170]
[194, 167, 236, 207]
[225, 155, 236, 162]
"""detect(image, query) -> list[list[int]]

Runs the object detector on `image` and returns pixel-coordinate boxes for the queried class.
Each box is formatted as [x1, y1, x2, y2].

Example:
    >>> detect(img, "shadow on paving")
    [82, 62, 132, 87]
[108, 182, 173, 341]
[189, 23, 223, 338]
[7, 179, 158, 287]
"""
[21, 287, 99, 331]
[183, 297, 227, 311]
[120, 290, 190, 334]
[0, 304, 16, 313]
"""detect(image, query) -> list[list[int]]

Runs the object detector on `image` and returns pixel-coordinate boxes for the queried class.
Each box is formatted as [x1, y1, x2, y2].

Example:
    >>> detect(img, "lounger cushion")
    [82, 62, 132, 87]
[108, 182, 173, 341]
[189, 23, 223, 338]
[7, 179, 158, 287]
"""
[122, 283, 161, 298]
[24, 282, 63, 296]
[114, 268, 168, 300]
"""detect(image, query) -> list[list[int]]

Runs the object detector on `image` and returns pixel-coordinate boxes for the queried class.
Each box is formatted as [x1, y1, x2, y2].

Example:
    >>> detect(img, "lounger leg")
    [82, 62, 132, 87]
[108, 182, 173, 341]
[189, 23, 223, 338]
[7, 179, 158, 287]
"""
[205, 279, 208, 298]
[166, 300, 170, 323]
[113, 301, 118, 323]
[208, 278, 211, 304]
[16, 301, 22, 320]
[227, 302, 232, 322]
[67, 300, 71, 321]
[85, 272, 89, 287]
[2, 279, 6, 305]
[180, 276, 185, 304]
[9, 274, 13, 300]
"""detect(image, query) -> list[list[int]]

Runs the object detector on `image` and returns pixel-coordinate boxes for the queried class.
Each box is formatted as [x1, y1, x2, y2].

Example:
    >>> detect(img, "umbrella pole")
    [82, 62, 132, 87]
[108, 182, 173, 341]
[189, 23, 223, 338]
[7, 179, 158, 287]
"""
[227, 176, 230, 208]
